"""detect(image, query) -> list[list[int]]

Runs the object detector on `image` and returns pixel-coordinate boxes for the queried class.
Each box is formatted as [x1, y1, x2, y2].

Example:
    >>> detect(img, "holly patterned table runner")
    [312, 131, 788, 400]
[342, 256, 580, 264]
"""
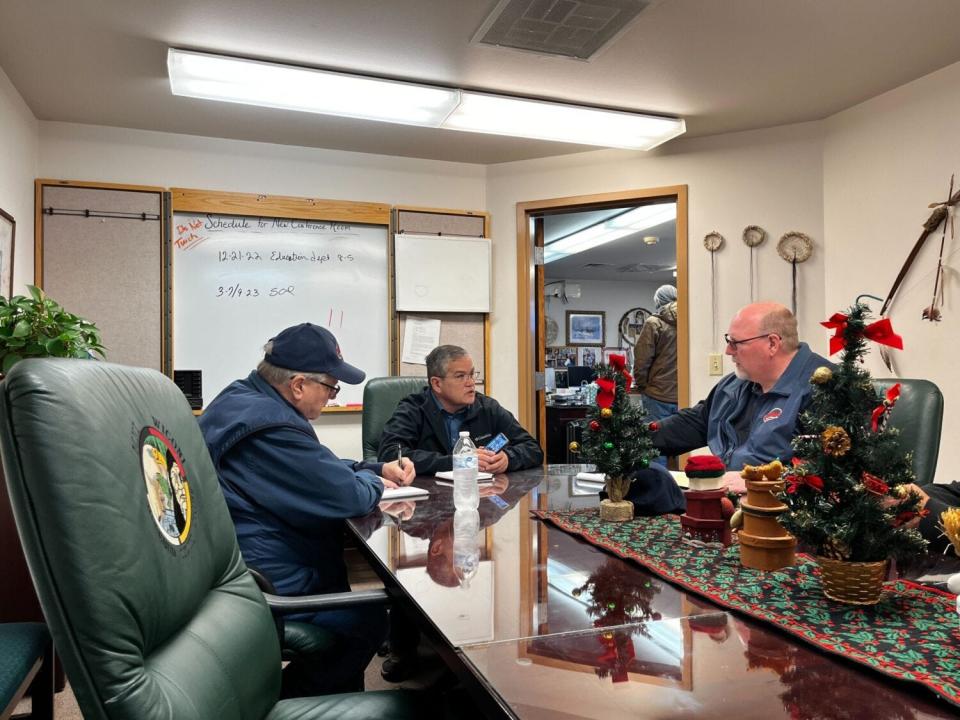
[534, 508, 960, 707]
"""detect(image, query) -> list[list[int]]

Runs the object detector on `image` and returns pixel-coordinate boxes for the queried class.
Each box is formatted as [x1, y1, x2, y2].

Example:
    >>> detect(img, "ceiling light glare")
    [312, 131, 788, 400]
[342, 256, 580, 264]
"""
[167, 49, 686, 150]
[443, 92, 685, 150]
[544, 203, 677, 263]
[168, 49, 460, 127]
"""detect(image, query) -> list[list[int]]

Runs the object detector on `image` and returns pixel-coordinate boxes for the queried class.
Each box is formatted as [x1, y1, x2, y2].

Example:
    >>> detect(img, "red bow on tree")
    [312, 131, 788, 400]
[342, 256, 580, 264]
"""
[607, 353, 633, 392]
[596, 378, 616, 408]
[821, 313, 904, 356]
[785, 458, 824, 493]
[870, 383, 901, 432]
[892, 507, 930, 527]
[861, 471, 890, 496]
[785, 473, 824, 494]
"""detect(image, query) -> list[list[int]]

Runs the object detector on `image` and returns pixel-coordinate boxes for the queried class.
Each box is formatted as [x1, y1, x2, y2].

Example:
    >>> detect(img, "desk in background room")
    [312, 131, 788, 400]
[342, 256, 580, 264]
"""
[545, 403, 589, 464]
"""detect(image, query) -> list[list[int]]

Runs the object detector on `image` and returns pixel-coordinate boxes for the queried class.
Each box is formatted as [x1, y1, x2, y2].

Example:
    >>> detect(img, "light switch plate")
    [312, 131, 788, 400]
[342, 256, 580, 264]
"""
[708, 353, 723, 376]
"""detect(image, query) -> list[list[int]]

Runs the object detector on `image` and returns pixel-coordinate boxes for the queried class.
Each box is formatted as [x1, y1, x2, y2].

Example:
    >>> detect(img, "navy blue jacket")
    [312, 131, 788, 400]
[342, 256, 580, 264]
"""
[199, 371, 384, 595]
[653, 343, 832, 469]
[377, 387, 544, 475]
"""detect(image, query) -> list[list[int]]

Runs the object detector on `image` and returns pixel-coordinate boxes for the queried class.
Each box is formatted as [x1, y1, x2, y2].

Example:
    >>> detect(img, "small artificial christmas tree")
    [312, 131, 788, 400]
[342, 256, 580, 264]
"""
[572, 354, 658, 517]
[780, 303, 927, 570]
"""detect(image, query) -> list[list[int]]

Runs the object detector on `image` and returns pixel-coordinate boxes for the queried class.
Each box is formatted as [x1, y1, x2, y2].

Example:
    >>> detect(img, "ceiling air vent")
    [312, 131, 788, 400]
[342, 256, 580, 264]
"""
[472, 0, 654, 61]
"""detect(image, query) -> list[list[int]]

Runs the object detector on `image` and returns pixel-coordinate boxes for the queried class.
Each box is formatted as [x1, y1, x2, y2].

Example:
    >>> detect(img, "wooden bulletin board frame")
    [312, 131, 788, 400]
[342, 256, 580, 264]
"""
[170, 188, 391, 414]
[35, 179, 168, 371]
[393, 206, 491, 391]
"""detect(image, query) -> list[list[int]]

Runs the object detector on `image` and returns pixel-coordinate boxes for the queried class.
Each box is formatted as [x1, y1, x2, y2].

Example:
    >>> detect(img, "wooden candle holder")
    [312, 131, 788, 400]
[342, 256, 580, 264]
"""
[739, 479, 796, 570]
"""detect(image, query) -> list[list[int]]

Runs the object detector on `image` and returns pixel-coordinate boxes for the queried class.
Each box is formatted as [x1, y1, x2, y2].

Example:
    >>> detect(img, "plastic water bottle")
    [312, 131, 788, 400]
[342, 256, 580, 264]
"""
[452, 431, 479, 510]
[453, 509, 480, 589]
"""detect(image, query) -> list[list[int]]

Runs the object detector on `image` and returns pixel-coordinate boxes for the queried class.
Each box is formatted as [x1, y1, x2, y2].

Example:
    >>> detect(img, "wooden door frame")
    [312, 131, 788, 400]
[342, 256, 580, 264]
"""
[514, 186, 689, 441]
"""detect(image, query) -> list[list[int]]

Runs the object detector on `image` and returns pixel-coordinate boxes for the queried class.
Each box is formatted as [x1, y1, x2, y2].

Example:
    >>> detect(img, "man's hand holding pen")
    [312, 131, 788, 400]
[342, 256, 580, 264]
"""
[381, 443, 416, 487]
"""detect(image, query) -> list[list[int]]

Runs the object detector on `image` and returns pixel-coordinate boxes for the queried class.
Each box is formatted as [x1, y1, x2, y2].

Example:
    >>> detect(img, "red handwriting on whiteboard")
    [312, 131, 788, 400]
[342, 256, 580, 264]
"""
[175, 219, 207, 250]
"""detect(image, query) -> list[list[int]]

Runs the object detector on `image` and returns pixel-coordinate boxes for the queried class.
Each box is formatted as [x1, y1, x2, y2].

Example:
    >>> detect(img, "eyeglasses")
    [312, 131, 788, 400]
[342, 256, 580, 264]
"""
[444, 370, 480, 384]
[723, 333, 778, 349]
[307, 378, 341, 398]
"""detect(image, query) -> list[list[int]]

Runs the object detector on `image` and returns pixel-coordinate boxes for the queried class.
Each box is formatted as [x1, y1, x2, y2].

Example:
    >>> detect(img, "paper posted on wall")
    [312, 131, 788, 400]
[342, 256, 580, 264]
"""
[401, 317, 441, 364]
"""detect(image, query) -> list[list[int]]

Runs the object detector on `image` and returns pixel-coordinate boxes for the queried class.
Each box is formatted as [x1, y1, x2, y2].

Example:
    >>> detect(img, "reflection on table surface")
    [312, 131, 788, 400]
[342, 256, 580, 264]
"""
[348, 465, 958, 716]
[461, 612, 954, 719]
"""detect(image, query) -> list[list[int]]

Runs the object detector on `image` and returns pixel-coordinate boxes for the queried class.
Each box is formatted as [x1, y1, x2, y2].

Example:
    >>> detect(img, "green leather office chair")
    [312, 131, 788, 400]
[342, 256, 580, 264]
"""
[0, 359, 427, 720]
[873, 378, 944, 486]
[361, 377, 427, 461]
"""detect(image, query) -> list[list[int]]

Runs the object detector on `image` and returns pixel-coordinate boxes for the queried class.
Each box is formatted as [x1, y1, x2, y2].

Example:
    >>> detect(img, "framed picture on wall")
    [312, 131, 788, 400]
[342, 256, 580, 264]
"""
[547, 346, 578, 367]
[577, 346, 601, 367]
[566, 310, 605, 346]
[602, 347, 624, 365]
[0, 209, 14, 299]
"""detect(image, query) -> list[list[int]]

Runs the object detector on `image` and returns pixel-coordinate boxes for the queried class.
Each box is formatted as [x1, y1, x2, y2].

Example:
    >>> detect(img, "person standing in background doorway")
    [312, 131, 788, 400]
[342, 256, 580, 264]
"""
[633, 285, 678, 464]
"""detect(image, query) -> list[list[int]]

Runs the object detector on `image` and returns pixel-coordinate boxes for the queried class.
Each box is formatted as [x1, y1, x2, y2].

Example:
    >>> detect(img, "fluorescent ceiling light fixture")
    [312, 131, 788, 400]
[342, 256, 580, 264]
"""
[168, 49, 685, 150]
[168, 49, 460, 127]
[543, 203, 676, 264]
[444, 92, 684, 150]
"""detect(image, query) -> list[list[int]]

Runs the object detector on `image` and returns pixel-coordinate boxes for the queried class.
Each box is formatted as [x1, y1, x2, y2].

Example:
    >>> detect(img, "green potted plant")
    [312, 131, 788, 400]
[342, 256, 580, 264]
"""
[0, 285, 105, 374]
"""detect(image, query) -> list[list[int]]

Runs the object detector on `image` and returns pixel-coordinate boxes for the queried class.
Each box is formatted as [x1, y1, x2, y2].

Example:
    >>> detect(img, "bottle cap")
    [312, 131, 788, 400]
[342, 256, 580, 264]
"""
[459, 431, 470, 436]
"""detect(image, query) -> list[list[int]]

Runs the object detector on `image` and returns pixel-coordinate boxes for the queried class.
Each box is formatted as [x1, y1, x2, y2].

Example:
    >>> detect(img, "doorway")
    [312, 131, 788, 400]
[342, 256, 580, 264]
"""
[514, 186, 689, 456]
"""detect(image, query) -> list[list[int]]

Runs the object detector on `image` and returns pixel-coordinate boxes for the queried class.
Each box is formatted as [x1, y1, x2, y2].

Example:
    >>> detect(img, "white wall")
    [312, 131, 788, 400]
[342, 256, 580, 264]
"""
[545, 277, 662, 349]
[38, 122, 487, 458]
[824, 59, 960, 482]
[487, 122, 827, 417]
[0, 65, 38, 295]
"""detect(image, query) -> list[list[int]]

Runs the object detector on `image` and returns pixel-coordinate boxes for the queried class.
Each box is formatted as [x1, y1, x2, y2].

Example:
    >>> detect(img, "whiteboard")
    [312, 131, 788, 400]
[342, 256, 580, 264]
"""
[173, 212, 388, 408]
[395, 233, 491, 312]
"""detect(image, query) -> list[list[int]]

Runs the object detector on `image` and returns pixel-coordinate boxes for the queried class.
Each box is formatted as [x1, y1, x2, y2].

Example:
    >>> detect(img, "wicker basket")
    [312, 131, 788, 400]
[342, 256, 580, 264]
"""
[816, 556, 889, 605]
[600, 499, 633, 522]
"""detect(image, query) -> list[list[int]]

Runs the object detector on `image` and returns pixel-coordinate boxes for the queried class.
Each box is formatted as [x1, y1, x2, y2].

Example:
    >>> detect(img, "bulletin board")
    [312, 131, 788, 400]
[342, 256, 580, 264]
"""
[35, 180, 166, 371]
[394, 206, 491, 390]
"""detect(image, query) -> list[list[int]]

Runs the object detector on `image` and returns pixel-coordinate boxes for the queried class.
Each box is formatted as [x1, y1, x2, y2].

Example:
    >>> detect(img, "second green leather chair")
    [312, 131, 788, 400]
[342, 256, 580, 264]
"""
[873, 378, 944, 486]
[361, 376, 427, 461]
[0, 359, 429, 720]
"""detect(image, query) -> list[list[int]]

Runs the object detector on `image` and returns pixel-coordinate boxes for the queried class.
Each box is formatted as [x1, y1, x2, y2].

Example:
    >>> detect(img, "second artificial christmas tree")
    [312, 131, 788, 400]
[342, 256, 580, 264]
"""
[780, 303, 927, 603]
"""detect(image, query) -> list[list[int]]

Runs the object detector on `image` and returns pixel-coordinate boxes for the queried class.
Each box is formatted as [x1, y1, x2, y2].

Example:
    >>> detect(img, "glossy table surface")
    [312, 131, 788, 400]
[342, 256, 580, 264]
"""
[348, 466, 958, 719]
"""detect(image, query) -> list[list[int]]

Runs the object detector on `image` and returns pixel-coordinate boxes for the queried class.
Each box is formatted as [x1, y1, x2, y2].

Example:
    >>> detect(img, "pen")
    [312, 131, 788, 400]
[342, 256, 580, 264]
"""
[397, 443, 405, 470]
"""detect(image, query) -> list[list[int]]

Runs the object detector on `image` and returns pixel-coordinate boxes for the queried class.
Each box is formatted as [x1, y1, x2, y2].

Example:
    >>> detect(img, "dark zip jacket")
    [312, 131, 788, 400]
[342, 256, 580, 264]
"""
[377, 387, 544, 475]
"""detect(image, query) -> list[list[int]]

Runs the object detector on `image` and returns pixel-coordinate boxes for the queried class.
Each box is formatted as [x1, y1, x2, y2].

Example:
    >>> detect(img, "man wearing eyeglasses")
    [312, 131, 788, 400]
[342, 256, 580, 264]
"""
[375, 344, 543, 682]
[651, 302, 831, 471]
[199, 322, 414, 698]
[378, 344, 544, 477]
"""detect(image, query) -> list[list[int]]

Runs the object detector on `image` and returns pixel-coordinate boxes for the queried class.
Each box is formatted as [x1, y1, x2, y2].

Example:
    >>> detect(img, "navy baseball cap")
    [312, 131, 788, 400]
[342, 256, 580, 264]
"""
[265, 323, 366, 384]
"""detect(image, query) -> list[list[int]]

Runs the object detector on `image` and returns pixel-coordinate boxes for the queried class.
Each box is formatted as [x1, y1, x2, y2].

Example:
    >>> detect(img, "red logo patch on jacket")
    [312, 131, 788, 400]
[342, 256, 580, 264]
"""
[762, 408, 783, 423]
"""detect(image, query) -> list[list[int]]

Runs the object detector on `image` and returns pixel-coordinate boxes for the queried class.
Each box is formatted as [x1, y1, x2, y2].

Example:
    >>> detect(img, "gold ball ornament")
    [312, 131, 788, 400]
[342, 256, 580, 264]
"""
[821, 426, 852, 457]
[810, 366, 833, 385]
[568, 441, 580, 453]
[600, 407, 613, 418]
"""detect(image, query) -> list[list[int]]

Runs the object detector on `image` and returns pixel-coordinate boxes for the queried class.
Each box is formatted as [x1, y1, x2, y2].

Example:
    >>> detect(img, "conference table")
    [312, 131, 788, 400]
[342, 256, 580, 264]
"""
[346, 466, 958, 719]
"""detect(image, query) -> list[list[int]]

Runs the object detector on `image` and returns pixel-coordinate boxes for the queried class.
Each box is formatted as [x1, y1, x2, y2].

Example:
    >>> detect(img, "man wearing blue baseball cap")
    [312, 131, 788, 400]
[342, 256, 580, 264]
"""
[200, 322, 414, 698]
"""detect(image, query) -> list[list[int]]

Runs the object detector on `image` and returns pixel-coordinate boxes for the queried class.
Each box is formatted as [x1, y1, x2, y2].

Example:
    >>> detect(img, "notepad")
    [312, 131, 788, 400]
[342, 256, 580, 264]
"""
[574, 470, 690, 489]
[435, 471, 494, 482]
[381, 486, 430, 500]
[575, 472, 605, 484]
